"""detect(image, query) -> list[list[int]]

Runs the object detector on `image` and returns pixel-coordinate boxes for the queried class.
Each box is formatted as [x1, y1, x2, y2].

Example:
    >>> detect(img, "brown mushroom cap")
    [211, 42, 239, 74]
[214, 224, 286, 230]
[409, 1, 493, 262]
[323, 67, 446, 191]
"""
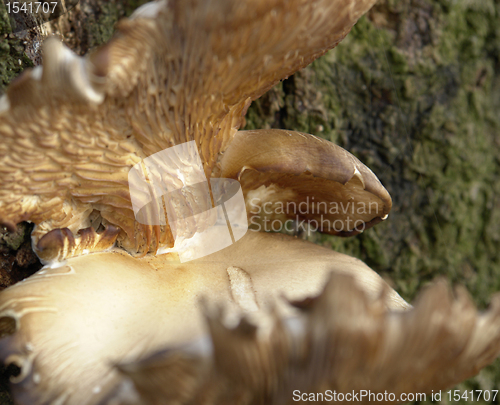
[0, 232, 408, 405]
[220, 129, 392, 236]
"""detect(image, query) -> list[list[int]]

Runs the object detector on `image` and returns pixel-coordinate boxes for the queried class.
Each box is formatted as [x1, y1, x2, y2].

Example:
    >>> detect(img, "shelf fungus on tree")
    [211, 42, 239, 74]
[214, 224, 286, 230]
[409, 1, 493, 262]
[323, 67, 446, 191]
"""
[0, 0, 499, 405]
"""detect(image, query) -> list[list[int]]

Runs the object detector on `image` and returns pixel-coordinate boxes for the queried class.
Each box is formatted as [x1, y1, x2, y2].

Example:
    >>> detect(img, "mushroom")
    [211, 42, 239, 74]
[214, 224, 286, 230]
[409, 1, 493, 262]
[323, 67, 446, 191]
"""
[0, 0, 499, 405]
[107, 275, 500, 405]
[0, 232, 409, 405]
[0, 0, 381, 260]
[219, 129, 392, 236]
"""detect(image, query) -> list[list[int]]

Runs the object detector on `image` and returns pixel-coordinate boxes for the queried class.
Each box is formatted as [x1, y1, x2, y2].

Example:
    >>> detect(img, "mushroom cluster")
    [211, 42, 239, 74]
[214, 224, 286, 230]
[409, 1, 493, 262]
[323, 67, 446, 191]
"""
[1, 0, 500, 404]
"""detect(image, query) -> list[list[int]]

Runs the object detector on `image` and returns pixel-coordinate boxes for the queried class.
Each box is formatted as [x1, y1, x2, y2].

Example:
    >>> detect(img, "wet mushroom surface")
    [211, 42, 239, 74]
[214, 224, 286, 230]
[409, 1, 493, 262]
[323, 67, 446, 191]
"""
[0, 0, 500, 405]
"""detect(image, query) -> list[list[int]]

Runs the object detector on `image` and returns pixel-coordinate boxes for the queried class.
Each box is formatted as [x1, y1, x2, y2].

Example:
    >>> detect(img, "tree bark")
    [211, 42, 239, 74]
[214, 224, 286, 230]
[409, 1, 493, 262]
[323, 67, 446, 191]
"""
[1, 0, 500, 403]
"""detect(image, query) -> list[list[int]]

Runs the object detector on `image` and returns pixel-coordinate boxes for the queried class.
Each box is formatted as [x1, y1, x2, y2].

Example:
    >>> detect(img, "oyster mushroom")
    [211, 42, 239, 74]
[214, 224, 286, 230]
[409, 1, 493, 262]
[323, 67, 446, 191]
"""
[0, 0, 380, 259]
[0, 1, 499, 405]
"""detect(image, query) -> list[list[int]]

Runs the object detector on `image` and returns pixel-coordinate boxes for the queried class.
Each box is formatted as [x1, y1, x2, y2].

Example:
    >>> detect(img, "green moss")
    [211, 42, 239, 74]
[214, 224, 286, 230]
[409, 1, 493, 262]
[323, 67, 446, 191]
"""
[0, 2, 34, 93]
[122, 0, 151, 17]
[0, 223, 29, 251]
[86, 1, 150, 50]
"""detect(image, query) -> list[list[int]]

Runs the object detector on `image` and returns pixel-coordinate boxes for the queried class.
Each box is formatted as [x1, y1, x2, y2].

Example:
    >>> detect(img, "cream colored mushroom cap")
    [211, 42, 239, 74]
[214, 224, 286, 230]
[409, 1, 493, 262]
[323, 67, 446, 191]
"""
[0, 232, 408, 405]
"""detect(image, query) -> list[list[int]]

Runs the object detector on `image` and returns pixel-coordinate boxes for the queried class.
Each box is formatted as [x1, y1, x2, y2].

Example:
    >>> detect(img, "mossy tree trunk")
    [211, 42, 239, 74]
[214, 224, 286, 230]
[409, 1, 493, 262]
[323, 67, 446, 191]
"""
[1, 0, 500, 403]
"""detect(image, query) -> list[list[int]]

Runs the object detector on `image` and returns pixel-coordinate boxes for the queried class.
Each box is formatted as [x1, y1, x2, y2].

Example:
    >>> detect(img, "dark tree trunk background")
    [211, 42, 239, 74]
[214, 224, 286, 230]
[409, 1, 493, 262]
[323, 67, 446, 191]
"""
[1, 0, 500, 403]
